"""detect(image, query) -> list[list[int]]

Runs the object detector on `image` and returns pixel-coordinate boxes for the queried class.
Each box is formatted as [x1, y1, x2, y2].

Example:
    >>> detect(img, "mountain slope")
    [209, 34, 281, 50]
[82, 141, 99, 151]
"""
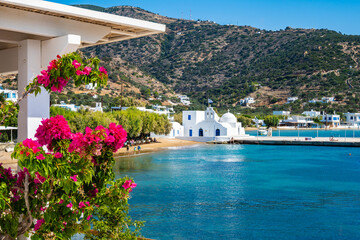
[81, 6, 360, 112]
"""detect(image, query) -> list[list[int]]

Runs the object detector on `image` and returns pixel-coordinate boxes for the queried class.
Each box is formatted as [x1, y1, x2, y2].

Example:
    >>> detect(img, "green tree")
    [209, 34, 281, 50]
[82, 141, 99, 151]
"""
[264, 115, 280, 128]
[236, 115, 252, 127]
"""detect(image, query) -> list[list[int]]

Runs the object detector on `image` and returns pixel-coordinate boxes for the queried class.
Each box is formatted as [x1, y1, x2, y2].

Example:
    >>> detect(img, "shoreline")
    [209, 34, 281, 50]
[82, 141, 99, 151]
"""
[0, 138, 204, 169]
[114, 138, 205, 158]
[245, 127, 360, 131]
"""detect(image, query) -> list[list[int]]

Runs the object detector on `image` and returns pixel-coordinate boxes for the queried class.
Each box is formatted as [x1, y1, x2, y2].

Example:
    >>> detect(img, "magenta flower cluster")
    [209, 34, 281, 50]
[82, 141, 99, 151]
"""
[35, 115, 72, 150]
[36, 55, 108, 94]
[122, 179, 137, 192]
[37, 56, 69, 93]
[69, 123, 127, 157]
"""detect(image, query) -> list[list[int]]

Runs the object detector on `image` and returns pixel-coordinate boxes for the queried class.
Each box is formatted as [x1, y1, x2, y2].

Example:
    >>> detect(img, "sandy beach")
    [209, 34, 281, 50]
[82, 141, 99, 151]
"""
[0, 138, 203, 170]
[114, 138, 204, 157]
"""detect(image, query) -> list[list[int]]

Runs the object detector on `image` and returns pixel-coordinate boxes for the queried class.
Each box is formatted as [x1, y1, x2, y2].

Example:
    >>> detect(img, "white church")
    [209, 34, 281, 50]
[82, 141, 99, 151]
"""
[181, 106, 246, 141]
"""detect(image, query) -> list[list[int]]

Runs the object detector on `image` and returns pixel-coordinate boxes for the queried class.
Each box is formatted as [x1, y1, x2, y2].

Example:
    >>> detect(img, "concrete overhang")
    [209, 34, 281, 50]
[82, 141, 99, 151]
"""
[0, 0, 166, 51]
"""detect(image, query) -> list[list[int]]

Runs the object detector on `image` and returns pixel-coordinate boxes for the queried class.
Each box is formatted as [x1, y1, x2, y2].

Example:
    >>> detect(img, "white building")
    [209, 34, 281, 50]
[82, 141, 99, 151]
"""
[286, 97, 298, 103]
[240, 97, 255, 106]
[52, 101, 78, 111]
[320, 113, 340, 127]
[182, 107, 246, 141]
[0, 87, 18, 103]
[281, 115, 314, 128]
[85, 83, 97, 90]
[308, 99, 319, 104]
[321, 97, 335, 103]
[115, 105, 174, 120]
[302, 109, 320, 118]
[150, 122, 184, 138]
[344, 113, 360, 126]
[178, 95, 191, 106]
[273, 111, 290, 116]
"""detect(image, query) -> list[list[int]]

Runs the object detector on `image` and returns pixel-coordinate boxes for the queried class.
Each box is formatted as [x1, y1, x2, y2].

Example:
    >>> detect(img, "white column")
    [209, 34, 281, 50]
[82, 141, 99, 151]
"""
[17, 35, 81, 142]
[18, 39, 44, 142]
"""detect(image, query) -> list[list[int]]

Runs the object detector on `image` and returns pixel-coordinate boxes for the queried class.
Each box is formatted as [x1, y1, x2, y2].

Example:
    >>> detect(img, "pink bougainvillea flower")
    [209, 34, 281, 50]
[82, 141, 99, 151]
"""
[76, 70, 85, 76]
[22, 138, 41, 154]
[66, 202, 73, 208]
[58, 199, 64, 204]
[83, 66, 92, 75]
[35, 115, 72, 150]
[85, 201, 91, 207]
[34, 219, 45, 232]
[40, 207, 47, 212]
[89, 188, 99, 198]
[54, 152, 63, 158]
[86, 215, 92, 221]
[107, 123, 127, 152]
[63, 221, 67, 226]
[122, 180, 132, 190]
[34, 172, 46, 184]
[70, 175, 78, 182]
[79, 202, 86, 209]
[99, 66, 107, 75]
[36, 154, 45, 160]
[72, 59, 81, 69]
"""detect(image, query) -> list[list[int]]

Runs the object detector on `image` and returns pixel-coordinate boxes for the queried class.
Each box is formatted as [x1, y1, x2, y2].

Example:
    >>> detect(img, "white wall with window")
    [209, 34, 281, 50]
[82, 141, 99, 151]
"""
[344, 113, 360, 126]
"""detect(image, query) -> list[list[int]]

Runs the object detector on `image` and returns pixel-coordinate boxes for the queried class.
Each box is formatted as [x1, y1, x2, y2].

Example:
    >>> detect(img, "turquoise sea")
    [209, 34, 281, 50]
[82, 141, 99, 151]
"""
[115, 144, 360, 240]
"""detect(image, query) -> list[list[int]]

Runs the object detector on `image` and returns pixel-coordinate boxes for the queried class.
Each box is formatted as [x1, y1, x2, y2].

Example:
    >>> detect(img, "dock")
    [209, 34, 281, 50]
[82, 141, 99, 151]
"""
[210, 136, 360, 147]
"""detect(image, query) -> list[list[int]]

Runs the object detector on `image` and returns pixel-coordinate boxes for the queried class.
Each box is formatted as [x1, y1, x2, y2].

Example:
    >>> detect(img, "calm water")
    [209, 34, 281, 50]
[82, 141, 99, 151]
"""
[247, 129, 360, 138]
[115, 144, 360, 240]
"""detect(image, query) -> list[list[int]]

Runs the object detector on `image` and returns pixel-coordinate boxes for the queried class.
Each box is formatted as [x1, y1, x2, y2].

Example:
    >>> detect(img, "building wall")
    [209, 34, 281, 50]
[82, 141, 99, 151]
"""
[344, 113, 360, 125]
[194, 121, 228, 137]
[183, 111, 205, 136]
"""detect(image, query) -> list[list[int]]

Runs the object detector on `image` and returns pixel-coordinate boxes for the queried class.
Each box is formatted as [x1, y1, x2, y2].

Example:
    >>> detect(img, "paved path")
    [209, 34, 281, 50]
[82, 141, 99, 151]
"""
[213, 136, 360, 147]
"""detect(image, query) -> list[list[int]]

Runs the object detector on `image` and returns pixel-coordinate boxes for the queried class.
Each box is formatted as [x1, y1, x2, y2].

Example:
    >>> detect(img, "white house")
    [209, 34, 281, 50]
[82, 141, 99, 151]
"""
[85, 83, 97, 90]
[286, 97, 298, 103]
[182, 107, 246, 141]
[240, 97, 255, 106]
[321, 97, 335, 103]
[308, 99, 319, 104]
[0, 87, 18, 103]
[178, 95, 191, 106]
[115, 105, 174, 120]
[273, 111, 290, 116]
[281, 115, 314, 128]
[320, 113, 340, 127]
[150, 121, 184, 138]
[302, 109, 320, 118]
[52, 101, 78, 111]
[344, 113, 360, 126]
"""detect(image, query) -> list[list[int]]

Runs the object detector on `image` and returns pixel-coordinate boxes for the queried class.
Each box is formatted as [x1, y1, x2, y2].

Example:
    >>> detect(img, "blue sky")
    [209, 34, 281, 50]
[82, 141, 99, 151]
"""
[52, 0, 360, 35]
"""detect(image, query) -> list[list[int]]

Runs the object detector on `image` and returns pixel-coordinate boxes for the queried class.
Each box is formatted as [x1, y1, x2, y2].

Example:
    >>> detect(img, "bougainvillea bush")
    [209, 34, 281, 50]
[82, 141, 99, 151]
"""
[0, 53, 143, 240]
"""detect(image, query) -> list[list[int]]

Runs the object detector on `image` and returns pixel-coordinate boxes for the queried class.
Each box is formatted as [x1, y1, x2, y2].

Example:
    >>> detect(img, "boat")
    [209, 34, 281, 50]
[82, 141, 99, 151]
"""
[258, 127, 268, 136]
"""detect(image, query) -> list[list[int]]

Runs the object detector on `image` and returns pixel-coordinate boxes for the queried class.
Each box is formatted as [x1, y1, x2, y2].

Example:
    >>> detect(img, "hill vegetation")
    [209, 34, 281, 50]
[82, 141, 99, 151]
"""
[2, 5, 360, 114]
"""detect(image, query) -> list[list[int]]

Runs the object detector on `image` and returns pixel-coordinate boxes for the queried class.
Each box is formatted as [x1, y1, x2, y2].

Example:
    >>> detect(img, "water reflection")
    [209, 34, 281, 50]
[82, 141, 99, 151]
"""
[114, 155, 157, 173]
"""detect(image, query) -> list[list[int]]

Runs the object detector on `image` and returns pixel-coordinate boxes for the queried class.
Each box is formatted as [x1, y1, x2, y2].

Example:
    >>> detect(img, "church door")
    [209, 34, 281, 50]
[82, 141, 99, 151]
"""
[216, 129, 220, 136]
[199, 128, 204, 137]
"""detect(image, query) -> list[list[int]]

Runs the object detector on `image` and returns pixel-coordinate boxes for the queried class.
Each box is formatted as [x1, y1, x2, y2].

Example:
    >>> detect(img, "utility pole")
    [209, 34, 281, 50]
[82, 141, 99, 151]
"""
[117, 75, 123, 110]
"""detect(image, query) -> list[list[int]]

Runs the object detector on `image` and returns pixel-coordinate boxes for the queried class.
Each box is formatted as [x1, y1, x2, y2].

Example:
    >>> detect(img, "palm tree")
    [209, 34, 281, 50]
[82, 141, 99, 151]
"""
[313, 117, 324, 138]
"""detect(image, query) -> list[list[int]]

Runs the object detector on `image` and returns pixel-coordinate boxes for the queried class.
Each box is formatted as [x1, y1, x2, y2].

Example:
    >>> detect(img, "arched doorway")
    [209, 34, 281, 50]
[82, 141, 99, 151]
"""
[199, 128, 204, 137]
[216, 129, 220, 136]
